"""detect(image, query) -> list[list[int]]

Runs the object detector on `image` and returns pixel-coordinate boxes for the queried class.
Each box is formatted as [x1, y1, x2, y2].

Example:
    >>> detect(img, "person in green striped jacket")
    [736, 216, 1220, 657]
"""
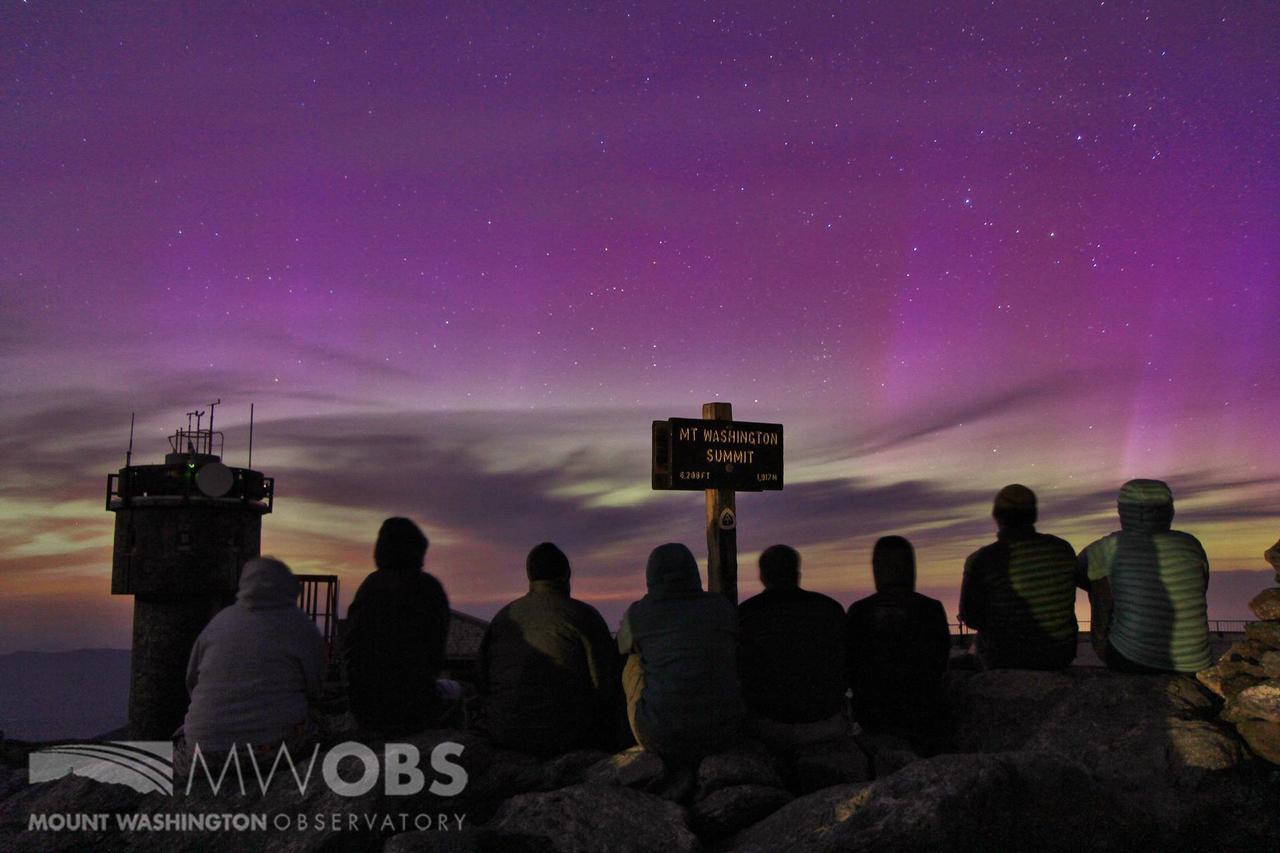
[1078, 479, 1211, 674]
[959, 485, 1079, 670]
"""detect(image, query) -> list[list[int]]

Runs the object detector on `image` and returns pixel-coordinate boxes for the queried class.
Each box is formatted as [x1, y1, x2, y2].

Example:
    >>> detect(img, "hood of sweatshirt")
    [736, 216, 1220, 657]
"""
[645, 543, 703, 597]
[237, 556, 301, 610]
[1117, 479, 1174, 535]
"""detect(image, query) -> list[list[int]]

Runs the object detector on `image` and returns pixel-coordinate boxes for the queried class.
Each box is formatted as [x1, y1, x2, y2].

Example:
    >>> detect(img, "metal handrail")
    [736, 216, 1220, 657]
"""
[296, 574, 340, 661]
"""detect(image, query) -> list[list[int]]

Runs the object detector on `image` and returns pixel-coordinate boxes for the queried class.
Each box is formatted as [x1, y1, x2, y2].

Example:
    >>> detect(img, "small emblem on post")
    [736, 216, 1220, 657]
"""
[718, 507, 736, 531]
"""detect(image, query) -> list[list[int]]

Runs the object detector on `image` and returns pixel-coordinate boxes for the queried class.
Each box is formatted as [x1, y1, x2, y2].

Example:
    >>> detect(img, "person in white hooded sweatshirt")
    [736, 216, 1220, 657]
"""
[181, 556, 327, 757]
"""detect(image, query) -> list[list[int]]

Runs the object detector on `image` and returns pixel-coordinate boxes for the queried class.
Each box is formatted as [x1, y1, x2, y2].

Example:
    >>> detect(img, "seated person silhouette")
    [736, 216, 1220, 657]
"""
[345, 517, 453, 735]
[617, 543, 745, 764]
[1078, 479, 1211, 674]
[477, 543, 621, 756]
[181, 556, 327, 766]
[959, 485, 1078, 670]
[846, 537, 951, 753]
[738, 545, 848, 749]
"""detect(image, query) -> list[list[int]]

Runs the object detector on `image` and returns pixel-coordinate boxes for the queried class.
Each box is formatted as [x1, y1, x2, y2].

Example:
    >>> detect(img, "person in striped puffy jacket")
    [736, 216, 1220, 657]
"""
[1078, 479, 1211, 674]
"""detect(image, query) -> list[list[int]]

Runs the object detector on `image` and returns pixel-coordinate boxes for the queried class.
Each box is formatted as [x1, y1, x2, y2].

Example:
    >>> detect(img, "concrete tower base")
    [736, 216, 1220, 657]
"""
[128, 594, 230, 739]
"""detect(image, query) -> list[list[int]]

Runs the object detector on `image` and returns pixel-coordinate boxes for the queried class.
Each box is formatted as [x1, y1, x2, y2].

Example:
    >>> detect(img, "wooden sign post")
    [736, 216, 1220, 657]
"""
[652, 403, 784, 604]
[703, 402, 738, 602]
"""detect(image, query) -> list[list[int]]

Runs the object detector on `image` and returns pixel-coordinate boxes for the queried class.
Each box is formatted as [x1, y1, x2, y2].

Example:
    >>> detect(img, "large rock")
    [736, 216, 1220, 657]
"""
[727, 752, 1155, 853]
[694, 744, 781, 799]
[488, 784, 699, 853]
[687, 783, 790, 839]
[0, 775, 160, 852]
[1264, 540, 1280, 569]
[789, 745, 871, 792]
[1196, 663, 1264, 702]
[1235, 720, 1280, 764]
[1250, 588, 1280, 621]
[583, 747, 666, 790]
[853, 732, 920, 778]
[1246, 620, 1280, 650]
[0, 766, 25, 804]
[1223, 680, 1280, 724]
[538, 750, 609, 791]
[946, 668, 1076, 752]
[1219, 639, 1274, 677]
[942, 667, 1279, 849]
[580, 745, 695, 801]
[723, 782, 866, 853]
[1261, 651, 1280, 679]
[950, 668, 1245, 782]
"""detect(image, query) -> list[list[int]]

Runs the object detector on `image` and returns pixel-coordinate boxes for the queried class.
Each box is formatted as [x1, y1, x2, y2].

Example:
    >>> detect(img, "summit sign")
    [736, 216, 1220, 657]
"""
[652, 417, 783, 491]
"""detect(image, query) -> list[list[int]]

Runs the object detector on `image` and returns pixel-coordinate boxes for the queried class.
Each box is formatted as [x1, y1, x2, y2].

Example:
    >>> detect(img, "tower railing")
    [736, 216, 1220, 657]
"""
[296, 574, 340, 661]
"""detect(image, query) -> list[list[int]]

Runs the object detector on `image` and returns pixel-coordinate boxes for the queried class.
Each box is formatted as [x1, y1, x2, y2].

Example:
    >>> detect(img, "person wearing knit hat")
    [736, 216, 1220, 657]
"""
[345, 517, 453, 735]
[477, 543, 622, 755]
[1078, 480, 1211, 673]
[959, 485, 1079, 670]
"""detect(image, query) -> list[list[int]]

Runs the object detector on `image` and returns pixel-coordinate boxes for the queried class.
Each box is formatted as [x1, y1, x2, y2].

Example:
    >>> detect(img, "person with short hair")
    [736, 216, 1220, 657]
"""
[618, 543, 744, 763]
[345, 517, 452, 735]
[182, 556, 326, 760]
[846, 537, 951, 751]
[1078, 479, 1211, 674]
[738, 545, 847, 745]
[477, 543, 621, 755]
[959, 485, 1078, 670]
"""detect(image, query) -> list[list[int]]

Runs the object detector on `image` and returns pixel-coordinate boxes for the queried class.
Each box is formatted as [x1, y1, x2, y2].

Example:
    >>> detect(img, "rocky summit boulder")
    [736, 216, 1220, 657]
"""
[581, 745, 695, 801]
[1245, 620, 1280, 650]
[487, 783, 699, 853]
[583, 746, 666, 790]
[949, 668, 1242, 781]
[725, 752, 1152, 853]
[694, 743, 782, 799]
[788, 743, 872, 793]
[1249, 588, 1280, 621]
[687, 783, 791, 840]
[944, 667, 1277, 850]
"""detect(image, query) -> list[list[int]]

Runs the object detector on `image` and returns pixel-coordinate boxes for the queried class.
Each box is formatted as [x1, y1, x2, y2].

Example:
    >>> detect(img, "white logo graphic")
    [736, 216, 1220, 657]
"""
[28, 742, 174, 795]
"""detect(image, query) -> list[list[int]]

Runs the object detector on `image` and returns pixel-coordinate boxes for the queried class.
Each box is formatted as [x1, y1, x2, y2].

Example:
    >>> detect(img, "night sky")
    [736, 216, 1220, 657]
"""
[2, 2, 1277, 652]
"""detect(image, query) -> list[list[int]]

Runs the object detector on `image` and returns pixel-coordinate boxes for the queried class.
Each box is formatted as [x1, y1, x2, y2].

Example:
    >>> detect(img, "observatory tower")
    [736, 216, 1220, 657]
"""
[105, 402, 274, 738]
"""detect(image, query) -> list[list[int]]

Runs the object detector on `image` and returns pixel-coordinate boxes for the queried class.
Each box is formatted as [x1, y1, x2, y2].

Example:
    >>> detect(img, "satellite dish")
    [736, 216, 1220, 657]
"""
[196, 462, 234, 497]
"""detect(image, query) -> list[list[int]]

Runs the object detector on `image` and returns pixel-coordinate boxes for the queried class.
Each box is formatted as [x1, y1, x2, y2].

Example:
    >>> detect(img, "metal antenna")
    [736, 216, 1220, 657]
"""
[207, 399, 221, 455]
[248, 403, 255, 469]
[126, 412, 135, 467]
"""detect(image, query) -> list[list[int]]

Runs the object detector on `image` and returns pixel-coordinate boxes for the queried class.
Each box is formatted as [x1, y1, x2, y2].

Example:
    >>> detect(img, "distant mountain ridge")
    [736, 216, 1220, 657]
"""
[0, 648, 129, 742]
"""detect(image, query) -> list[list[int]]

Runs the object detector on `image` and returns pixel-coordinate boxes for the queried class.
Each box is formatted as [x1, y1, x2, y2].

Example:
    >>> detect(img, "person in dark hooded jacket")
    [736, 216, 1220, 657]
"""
[959, 485, 1078, 670]
[182, 556, 327, 755]
[738, 545, 846, 727]
[1078, 479, 1210, 674]
[846, 536, 951, 752]
[345, 517, 451, 735]
[477, 543, 621, 755]
[617, 543, 745, 763]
